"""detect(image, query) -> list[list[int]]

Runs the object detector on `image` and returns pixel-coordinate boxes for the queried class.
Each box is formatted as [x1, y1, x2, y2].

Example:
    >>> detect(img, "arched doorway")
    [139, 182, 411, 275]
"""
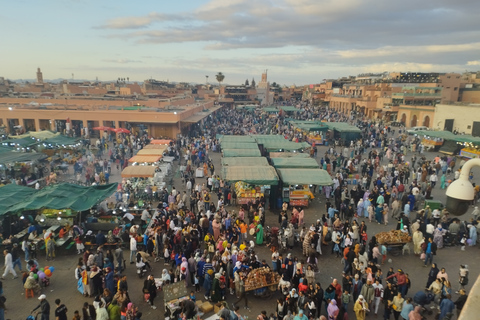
[400, 113, 407, 125]
[411, 115, 417, 127]
[423, 115, 430, 127]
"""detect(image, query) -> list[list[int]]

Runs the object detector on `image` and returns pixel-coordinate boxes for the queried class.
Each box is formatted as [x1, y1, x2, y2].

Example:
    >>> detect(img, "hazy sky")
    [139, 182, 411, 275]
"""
[2, 0, 480, 85]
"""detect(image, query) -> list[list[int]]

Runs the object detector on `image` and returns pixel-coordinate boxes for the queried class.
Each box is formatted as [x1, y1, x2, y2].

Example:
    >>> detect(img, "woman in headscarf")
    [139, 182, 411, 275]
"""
[353, 295, 368, 320]
[327, 299, 339, 320]
[211, 273, 222, 302]
[357, 199, 364, 217]
[412, 229, 424, 255]
[468, 224, 477, 246]
[256, 223, 264, 245]
[212, 219, 221, 241]
[125, 302, 136, 320]
[433, 225, 446, 248]
[426, 263, 439, 289]
[90, 266, 103, 297]
[181, 257, 189, 283]
[24, 272, 41, 294]
[161, 268, 171, 284]
[87, 254, 95, 268]
[104, 267, 115, 294]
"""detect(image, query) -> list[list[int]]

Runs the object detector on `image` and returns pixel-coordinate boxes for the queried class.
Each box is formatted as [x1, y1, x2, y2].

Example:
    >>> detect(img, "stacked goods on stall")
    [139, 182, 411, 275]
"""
[244, 267, 281, 291]
[376, 230, 412, 244]
[234, 181, 264, 204]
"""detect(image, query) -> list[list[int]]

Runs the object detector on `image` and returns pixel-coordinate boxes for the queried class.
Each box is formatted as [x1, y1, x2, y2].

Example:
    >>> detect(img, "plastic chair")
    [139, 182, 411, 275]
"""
[25, 288, 34, 299]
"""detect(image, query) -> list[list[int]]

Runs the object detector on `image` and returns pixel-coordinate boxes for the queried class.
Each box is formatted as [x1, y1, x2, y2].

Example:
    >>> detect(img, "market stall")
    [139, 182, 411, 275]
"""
[219, 135, 257, 144]
[150, 139, 172, 145]
[136, 149, 166, 156]
[323, 122, 362, 145]
[223, 165, 279, 205]
[223, 149, 261, 157]
[163, 281, 189, 314]
[269, 152, 310, 158]
[220, 142, 260, 150]
[142, 144, 169, 150]
[289, 120, 328, 145]
[244, 267, 281, 298]
[376, 229, 412, 256]
[127, 155, 162, 164]
[276, 168, 332, 207]
[221, 157, 269, 167]
[271, 157, 319, 169]
[121, 166, 156, 179]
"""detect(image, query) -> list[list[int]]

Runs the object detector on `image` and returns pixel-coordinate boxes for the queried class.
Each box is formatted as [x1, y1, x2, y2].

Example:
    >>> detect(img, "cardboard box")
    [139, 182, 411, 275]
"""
[200, 301, 213, 313]
[214, 303, 222, 314]
[195, 300, 203, 308]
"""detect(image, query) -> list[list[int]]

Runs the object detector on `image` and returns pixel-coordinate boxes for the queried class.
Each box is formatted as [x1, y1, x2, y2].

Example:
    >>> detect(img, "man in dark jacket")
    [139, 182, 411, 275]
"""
[454, 289, 468, 319]
[32, 294, 50, 320]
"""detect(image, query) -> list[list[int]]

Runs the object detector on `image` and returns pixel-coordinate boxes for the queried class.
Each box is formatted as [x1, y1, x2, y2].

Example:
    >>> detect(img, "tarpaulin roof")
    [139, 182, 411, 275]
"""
[121, 166, 156, 178]
[150, 139, 172, 145]
[0, 183, 118, 215]
[128, 155, 162, 163]
[223, 149, 261, 157]
[261, 140, 310, 151]
[136, 149, 166, 156]
[0, 146, 12, 154]
[262, 107, 280, 113]
[223, 166, 279, 185]
[222, 157, 269, 167]
[219, 135, 257, 143]
[0, 152, 47, 164]
[1, 137, 38, 147]
[143, 144, 169, 150]
[252, 135, 286, 142]
[270, 152, 311, 158]
[279, 106, 298, 112]
[277, 168, 333, 186]
[324, 122, 361, 133]
[42, 135, 81, 146]
[8, 131, 59, 140]
[416, 130, 480, 145]
[415, 130, 457, 140]
[220, 142, 259, 150]
[271, 157, 319, 169]
[290, 121, 329, 132]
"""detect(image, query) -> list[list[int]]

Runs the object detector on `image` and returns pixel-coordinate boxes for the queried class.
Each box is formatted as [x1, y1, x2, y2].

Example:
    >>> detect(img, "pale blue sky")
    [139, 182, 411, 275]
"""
[2, 0, 480, 85]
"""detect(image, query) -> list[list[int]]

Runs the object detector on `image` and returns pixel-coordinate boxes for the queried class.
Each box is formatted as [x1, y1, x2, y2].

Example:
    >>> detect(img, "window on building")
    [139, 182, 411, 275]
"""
[454, 87, 458, 91]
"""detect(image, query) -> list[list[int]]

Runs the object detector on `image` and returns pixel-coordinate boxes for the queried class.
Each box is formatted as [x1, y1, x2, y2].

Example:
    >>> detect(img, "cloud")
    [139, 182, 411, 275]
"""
[467, 60, 480, 66]
[102, 59, 142, 64]
[97, 12, 188, 29]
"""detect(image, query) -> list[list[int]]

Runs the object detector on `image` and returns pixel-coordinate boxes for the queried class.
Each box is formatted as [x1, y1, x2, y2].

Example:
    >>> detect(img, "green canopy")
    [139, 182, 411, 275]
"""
[416, 130, 480, 145]
[324, 122, 362, 133]
[42, 135, 81, 146]
[271, 157, 319, 169]
[279, 106, 298, 112]
[223, 166, 279, 185]
[220, 142, 259, 150]
[222, 157, 269, 167]
[262, 107, 280, 113]
[9, 131, 59, 140]
[1, 137, 38, 148]
[0, 146, 12, 154]
[290, 120, 329, 132]
[253, 135, 289, 145]
[0, 183, 118, 215]
[219, 135, 256, 143]
[261, 140, 310, 151]
[415, 130, 457, 140]
[223, 149, 261, 157]
[270, 152, 311, 158]
[277, 168, 333, 186]
[0, 151, 47, 164]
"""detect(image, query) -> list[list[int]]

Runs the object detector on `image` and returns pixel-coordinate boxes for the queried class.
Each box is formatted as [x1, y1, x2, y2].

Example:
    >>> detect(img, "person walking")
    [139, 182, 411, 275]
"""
[1, 249, 17, 280]
[130, 235, 137, 264]
[54, 298, 68, 320]
[32, 294, 51, 320]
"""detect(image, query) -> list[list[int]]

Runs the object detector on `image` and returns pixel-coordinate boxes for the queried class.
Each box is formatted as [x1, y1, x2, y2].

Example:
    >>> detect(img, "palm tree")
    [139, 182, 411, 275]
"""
[216, 72, 225, 88]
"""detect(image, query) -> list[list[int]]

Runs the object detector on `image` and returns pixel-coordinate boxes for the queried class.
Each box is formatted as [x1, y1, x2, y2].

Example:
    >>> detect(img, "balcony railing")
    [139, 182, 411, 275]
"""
[331, 94, 362, 98]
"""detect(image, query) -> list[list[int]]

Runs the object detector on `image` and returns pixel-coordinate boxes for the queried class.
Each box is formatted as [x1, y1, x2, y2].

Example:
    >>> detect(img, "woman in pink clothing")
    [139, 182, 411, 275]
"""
[212, 219, 221, 241]
[298, 208, 305, 227]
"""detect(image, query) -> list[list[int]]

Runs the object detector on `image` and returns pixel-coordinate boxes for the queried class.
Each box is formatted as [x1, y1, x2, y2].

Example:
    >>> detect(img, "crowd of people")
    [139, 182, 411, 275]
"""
[1, 101, 479, 320]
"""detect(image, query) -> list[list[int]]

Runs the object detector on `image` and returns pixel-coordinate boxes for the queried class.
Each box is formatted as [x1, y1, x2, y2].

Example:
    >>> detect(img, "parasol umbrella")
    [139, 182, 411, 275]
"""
[92, 126, 113, 131]
[113, 128, 131, 134]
